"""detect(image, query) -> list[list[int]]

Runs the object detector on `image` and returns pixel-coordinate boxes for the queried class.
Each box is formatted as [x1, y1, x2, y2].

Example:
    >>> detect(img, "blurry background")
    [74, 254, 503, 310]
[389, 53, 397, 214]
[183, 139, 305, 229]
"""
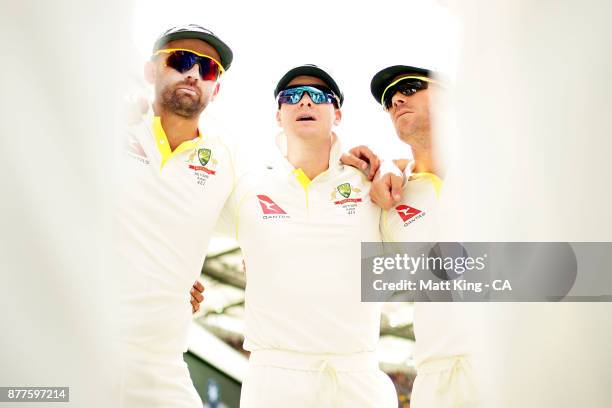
[438, 1, 612, 407]
[0, 1, 130, 407]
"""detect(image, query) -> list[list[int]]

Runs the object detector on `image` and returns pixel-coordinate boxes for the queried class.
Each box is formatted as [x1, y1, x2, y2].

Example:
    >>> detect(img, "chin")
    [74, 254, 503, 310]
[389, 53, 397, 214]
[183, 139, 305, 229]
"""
[396, 115, 416, 128]
[290, 123, 322, 134]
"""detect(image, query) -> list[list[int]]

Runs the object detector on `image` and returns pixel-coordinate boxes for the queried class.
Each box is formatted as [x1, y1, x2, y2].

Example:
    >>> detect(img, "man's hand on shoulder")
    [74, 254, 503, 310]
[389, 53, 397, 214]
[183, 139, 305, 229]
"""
[371, 168, 403, 210]
[370, 159, 410, 210]
[340, 145, 381, 181]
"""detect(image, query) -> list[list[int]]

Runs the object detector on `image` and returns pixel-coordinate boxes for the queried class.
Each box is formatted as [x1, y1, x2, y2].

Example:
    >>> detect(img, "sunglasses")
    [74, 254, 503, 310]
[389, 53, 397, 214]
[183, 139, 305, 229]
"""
[153, 48, 224, 81]
[277, 85, 339, 107]
[381, 76, 436, 111]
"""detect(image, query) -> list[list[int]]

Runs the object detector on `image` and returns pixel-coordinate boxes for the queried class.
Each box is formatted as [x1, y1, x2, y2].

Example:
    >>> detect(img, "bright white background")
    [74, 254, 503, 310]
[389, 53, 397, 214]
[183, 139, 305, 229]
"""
[131, 0, 460, 159]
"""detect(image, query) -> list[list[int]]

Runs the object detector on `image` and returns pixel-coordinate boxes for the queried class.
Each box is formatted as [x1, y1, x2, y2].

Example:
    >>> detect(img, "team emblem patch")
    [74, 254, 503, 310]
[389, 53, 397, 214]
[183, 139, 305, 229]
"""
[186, 147, 218, 186]
[198, 148, 211, 166]
[330, 182, 363, 215]
[337, 183, 352, 199]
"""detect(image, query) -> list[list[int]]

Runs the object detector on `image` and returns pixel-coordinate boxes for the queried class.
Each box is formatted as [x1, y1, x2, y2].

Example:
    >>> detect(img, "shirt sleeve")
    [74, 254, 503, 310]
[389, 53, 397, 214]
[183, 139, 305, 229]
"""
[213, 190, 239, 239]
[212, 140, 242, 239]
[379, 210, 395, 243]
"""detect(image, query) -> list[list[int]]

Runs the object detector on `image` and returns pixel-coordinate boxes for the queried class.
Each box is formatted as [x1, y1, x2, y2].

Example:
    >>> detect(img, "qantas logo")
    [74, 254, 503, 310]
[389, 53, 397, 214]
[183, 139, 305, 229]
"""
[125, 135, 149, 164]
[128, 139, 147, 158]
[395, 205, 423, 222]
[257, 195, 287, 215]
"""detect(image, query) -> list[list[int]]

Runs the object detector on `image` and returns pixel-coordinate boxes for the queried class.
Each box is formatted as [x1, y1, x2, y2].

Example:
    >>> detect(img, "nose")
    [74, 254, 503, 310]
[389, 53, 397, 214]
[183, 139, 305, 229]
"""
[299, 92, 313, 107]
[392, 92, 406, 109]
[183, 62, 201, 81]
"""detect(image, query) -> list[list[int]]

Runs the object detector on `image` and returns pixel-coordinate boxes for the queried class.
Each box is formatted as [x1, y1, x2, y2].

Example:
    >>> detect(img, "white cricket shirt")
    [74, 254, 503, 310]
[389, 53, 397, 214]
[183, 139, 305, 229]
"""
[117, 112, 234, 355]
[217, 133, 384, 354]
[380, 165, 472, 367]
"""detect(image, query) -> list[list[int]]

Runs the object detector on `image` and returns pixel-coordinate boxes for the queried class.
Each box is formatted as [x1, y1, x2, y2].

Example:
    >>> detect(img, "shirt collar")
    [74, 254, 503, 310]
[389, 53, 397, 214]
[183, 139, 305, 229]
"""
[146, 105, 202, 170]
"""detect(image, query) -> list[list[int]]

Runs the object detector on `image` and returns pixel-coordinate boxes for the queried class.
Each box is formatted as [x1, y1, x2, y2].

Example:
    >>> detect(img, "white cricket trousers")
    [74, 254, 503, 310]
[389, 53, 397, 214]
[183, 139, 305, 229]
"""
[119, 345, 202, 408]
[410, 354, 479, 408]
[240, 349, 398, 407]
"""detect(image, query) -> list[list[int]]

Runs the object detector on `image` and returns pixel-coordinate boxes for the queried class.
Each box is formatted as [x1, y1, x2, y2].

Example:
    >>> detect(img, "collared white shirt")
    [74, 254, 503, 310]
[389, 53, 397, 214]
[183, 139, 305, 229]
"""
[380, 165, 472, 366]
[116, 111, 235, 355]
[217, 133, 384, 354]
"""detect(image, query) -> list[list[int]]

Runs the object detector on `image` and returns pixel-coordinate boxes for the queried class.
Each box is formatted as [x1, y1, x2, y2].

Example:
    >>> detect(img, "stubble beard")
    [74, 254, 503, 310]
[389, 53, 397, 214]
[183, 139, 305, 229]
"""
[398, 115, 431, 150]
[160, 85, 207, 118]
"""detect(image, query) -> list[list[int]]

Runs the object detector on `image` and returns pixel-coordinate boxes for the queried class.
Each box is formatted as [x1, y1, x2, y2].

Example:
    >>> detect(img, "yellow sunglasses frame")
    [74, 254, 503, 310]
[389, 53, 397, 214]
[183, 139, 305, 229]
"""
[153, 48, 225, 76]
[380, 75, 437, 109]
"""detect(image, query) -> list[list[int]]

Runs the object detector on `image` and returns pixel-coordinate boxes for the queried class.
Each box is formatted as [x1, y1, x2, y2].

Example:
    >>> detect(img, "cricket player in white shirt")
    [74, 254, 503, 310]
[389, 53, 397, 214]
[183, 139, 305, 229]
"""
[215, 64, 398, 407]
[116, 24, 236, 408]
[342, 65, 479, 407]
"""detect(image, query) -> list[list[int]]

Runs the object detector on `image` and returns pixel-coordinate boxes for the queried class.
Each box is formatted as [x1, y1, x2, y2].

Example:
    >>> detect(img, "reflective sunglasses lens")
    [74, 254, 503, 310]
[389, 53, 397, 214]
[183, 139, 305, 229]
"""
[305, 86, 337, 105]
[165, 51, 197, 73]
[165, 51, 220, 80]
[398, 80, 427, 96]
[278, 86, 336, 106]
[198, 58, 221, 81]
[307, 89, 327, 104]
[278, 89, 305, 105]
[384, 79, 428, 110]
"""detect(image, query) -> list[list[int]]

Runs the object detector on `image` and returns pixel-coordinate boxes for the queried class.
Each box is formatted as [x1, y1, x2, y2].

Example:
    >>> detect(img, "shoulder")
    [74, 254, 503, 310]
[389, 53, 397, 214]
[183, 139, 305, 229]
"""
[339, 164, 371, 186]
[406, 173, 443, 198]
[231, 160, 271, 195]
[125, 116, 150, 139]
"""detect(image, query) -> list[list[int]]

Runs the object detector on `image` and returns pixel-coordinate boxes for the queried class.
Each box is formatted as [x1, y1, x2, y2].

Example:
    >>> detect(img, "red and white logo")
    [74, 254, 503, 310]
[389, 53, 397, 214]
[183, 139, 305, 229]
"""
[395, 205, 422, 222]
[127, 139, 147, 158]
[125, 136, 149, 164]
[257, 195, 287, 215]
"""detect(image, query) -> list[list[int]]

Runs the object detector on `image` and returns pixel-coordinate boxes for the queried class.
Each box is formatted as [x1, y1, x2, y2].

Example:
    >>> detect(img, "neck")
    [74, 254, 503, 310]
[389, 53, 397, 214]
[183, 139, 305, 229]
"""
[410, 133, 443, 177]
[153, 101, 200, 151]
[285, 132, 333, 180]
